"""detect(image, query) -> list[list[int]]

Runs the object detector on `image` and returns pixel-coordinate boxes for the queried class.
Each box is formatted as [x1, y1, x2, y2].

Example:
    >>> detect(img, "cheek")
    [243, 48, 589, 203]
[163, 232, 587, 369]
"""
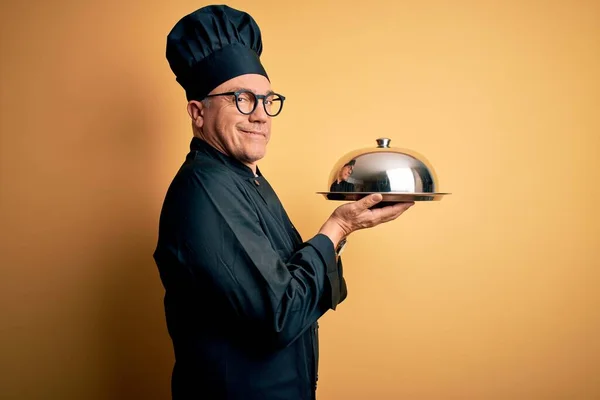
[216, 115, 240, 139]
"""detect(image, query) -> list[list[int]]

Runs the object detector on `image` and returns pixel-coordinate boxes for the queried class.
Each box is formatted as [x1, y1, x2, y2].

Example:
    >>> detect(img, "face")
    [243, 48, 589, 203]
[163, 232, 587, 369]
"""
[341, 165, 353, 180]
[189, 74, 273, 169]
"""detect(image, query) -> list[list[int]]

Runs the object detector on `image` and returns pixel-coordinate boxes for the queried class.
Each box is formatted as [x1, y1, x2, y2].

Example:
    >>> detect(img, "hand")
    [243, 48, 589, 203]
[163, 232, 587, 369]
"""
[319, 194, 414, 248]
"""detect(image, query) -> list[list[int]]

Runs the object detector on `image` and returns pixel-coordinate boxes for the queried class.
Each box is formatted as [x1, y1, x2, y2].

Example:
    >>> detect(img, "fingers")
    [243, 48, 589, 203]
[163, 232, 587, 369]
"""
[337, 197, 415, 233]
[374, 201, 414, 223]
[391, 201, 414, 218]
[354, 193, 383, 211]
[394, 201, 415, 212]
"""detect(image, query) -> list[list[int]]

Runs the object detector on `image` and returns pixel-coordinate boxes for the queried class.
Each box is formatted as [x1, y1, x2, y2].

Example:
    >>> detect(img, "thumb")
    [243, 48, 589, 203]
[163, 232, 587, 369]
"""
[357, 193, 382, 210]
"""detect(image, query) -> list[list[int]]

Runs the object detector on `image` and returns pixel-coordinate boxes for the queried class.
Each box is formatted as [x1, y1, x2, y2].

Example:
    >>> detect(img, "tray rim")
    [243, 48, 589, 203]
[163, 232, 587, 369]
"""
[316, 191, 452, 195]
[316, 191, 451, 201]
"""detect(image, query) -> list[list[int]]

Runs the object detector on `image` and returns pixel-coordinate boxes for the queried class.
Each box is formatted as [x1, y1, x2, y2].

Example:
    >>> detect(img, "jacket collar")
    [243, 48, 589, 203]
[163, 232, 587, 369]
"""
[190, 137, 262, 178]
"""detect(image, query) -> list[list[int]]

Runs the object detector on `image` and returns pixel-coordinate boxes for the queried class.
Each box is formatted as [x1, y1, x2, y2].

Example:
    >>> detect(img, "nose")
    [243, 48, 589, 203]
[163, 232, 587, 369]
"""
[249, 102, 269, 123]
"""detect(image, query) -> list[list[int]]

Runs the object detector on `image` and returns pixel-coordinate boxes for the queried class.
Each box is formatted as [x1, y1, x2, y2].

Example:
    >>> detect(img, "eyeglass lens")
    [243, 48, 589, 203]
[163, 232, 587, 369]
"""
[236, 91, 283, 116]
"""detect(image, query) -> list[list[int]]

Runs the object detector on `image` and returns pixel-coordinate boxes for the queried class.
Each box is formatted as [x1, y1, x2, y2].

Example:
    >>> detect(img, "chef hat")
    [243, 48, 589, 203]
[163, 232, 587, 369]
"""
[166, 5, 269, 101]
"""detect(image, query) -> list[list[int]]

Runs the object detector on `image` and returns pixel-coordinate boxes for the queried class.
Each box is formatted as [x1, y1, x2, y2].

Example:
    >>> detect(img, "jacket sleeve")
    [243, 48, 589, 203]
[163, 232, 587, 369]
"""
[156, 166, 346, 348]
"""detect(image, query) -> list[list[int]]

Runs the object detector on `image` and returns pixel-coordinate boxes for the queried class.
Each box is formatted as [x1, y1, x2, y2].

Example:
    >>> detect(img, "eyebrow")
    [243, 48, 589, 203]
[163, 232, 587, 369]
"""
[227, 86, 275, 96]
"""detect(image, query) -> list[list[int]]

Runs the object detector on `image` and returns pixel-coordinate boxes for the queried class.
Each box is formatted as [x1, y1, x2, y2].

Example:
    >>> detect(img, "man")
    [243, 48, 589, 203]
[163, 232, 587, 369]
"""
[329, 160, 356, 192]
[154, 5, 414, 399]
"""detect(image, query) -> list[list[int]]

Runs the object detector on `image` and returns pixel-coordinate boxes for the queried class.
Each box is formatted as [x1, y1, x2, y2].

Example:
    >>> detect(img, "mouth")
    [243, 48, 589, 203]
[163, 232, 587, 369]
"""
[239, 129, 267, 138]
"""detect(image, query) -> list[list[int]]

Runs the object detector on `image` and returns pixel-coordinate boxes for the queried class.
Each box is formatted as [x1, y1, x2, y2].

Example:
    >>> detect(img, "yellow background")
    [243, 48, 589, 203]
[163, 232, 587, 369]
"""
[1, 0, 599, 399]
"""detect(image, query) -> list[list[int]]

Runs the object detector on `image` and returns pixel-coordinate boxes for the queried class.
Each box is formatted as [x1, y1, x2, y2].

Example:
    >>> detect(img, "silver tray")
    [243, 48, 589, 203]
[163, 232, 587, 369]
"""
[317, 192, 451, 202]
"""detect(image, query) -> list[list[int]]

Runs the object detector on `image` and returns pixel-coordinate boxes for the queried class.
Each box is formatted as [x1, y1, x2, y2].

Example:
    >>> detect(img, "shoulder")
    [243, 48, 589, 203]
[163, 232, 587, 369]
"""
[172, 156, 238, 190]
[163, 156, 254, 213]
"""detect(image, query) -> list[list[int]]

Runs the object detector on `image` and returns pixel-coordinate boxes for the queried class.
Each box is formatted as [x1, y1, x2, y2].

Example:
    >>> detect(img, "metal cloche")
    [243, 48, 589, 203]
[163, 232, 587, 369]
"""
[317, 138, 451, 203]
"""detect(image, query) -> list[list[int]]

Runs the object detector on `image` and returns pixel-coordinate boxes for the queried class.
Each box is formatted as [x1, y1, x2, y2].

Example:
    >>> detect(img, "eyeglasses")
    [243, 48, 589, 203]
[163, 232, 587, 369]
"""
[204, 90, 286, 117]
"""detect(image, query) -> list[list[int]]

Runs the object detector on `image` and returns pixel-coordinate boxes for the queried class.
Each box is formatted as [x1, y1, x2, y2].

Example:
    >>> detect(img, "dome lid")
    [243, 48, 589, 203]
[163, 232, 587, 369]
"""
[318, 138, 451, 203]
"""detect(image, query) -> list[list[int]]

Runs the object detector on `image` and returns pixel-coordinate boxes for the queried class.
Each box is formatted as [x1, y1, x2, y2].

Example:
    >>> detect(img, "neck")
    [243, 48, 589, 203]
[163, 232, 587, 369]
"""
[193, 131, 257, 175]
[244, 161, 257, 175]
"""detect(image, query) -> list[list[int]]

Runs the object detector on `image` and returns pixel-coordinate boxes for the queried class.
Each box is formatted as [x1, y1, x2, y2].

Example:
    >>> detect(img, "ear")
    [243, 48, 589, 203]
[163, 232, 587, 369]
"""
[187, 100, 205, 130]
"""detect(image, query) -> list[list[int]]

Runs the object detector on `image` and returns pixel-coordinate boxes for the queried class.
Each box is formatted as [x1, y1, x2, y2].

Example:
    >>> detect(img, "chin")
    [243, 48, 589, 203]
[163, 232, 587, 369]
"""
[242, 145, 266, 163]
[248, 151, 266, 163]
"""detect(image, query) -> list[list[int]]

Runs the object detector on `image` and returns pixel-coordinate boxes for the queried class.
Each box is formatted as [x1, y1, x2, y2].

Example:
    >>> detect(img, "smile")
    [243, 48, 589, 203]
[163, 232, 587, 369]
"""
[239, 129, 266, 138]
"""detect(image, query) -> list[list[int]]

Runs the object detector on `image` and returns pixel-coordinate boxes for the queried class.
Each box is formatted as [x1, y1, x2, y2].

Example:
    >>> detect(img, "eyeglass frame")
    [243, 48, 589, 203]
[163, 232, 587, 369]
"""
[204, 90, 286, 117]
